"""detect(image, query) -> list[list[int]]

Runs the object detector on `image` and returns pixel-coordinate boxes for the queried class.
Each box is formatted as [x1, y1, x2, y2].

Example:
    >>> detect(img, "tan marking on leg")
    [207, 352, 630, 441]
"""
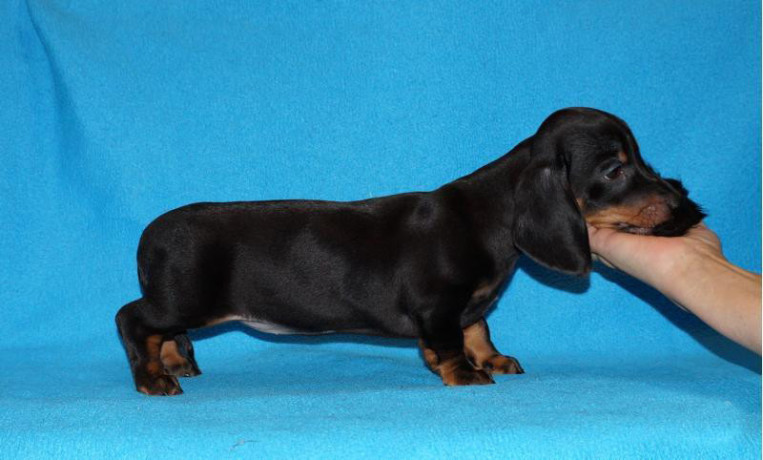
[462, 319, 524, 375]
[145, 334, 164, 376]
[483, 355, 524, 374]
[436, 357, 462, 386]
[463, 319, 500, 369]
[418, 339, 493, 385]
[437, 355, 494, 386]
[160, 340, 187, 369]
[137, 335, 184, 395]
[418, 340, 439, 371]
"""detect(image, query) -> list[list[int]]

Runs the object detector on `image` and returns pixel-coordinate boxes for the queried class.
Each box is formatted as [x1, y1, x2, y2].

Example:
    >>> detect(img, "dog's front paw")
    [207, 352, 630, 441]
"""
[439, 358, 495, 386]
[481, 355, 524, 375]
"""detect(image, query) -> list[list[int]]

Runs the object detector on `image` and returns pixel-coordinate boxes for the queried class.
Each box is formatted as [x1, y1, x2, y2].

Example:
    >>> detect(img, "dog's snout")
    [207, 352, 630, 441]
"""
[662, 190, 680, 209]
[584, 191, 691, 234]
[641, 201, 671, 222]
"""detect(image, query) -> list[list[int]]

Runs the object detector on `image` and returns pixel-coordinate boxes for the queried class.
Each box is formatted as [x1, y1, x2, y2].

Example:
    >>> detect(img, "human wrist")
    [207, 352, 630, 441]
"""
[659, 250, 730, 305]
[647, 244, 724, 298]
[660, 251, 762, 354]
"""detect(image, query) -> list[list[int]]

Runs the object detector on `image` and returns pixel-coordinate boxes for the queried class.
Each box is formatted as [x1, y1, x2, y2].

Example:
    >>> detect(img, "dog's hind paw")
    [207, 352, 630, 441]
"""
[136, 374, 183, 396]
[439, 358, 495, 386]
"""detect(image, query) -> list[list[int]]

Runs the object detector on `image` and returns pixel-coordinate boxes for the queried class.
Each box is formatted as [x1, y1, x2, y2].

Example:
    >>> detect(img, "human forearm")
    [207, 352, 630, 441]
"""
[660, 254, 761, 354]
[588, 224, 762, 355]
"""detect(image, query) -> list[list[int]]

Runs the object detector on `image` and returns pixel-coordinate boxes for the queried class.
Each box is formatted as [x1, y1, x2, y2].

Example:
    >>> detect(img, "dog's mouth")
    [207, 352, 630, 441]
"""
[589, 196, 705, 237]
[615, 223, 654, 235]
[585, 199, 669, 235]
[583, 177, 705, 238]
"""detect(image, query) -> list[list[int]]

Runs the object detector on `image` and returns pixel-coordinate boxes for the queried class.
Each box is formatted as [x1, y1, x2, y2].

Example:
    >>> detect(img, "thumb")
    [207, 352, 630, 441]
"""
[587, 225, 619, 269]
[586, 225, 618, 253]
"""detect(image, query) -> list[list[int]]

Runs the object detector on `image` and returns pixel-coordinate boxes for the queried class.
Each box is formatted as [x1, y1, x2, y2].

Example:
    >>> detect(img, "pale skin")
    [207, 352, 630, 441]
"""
[587, 223, 762, 355]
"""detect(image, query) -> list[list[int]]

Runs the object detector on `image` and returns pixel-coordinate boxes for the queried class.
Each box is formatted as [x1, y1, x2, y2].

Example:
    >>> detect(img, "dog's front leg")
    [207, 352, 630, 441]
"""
[417, 309, 494, 386]
[463, 318, 524, 374]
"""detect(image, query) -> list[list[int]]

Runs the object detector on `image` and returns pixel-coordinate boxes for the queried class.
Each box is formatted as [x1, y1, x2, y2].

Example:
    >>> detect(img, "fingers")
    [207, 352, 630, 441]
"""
[587, 225, 618, 269]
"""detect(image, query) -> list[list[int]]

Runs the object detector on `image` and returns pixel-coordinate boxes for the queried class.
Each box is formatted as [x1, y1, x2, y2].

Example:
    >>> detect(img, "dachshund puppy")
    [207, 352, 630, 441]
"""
[116, 107, 704, 395]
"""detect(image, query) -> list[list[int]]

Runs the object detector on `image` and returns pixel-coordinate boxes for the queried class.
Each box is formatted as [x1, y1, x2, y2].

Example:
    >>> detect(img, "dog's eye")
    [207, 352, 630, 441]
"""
[604, 164, 624, 180]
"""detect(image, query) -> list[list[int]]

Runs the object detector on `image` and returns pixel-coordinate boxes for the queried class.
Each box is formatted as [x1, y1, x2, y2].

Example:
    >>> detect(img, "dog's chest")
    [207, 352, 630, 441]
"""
[462, 260, 518, 322]
[469, 277, 503, 307]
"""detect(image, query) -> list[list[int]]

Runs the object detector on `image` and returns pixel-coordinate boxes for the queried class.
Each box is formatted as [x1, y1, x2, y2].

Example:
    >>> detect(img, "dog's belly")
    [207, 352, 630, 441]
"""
[242, 318, 323, 335]
[210, 314, 332, 335]
[213, 314, 413, 337]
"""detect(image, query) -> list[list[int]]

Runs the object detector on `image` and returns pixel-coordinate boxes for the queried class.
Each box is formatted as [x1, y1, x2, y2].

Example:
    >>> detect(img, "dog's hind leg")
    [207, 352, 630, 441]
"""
[115, 299, 183, 396]
[160, 333, 202, 377]
[463, 318, 523, 374]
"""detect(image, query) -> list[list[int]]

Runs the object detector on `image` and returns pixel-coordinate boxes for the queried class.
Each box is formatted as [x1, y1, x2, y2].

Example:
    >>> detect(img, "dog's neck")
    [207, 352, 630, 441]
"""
[444, 140, 530, 221]
[438, 140, 531, 265]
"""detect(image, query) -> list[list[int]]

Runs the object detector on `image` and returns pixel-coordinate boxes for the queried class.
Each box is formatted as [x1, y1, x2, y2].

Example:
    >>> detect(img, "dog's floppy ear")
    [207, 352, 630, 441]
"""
[512, 144, 591, 275]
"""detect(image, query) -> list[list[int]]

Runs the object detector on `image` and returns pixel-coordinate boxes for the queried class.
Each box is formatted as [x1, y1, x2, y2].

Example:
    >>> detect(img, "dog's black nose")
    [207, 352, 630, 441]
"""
[652, 195, 706, 237]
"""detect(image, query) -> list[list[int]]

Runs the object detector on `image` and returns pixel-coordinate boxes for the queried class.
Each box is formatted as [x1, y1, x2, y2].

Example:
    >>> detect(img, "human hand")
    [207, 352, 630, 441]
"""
[588, 221, 761, 354]
[586, 222, 724, 292]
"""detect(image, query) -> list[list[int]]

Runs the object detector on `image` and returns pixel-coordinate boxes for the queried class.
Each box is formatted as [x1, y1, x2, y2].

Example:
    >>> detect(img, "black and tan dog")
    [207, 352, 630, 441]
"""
[116, 108, 704, 395]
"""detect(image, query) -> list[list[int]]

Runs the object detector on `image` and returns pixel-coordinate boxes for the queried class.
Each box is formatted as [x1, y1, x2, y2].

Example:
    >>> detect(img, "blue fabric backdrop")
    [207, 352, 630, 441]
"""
[1, 1, 760, 459]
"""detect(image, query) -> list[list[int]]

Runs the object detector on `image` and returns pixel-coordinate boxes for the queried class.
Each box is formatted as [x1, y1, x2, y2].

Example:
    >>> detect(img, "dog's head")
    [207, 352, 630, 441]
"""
[512, 107, 705, 275]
